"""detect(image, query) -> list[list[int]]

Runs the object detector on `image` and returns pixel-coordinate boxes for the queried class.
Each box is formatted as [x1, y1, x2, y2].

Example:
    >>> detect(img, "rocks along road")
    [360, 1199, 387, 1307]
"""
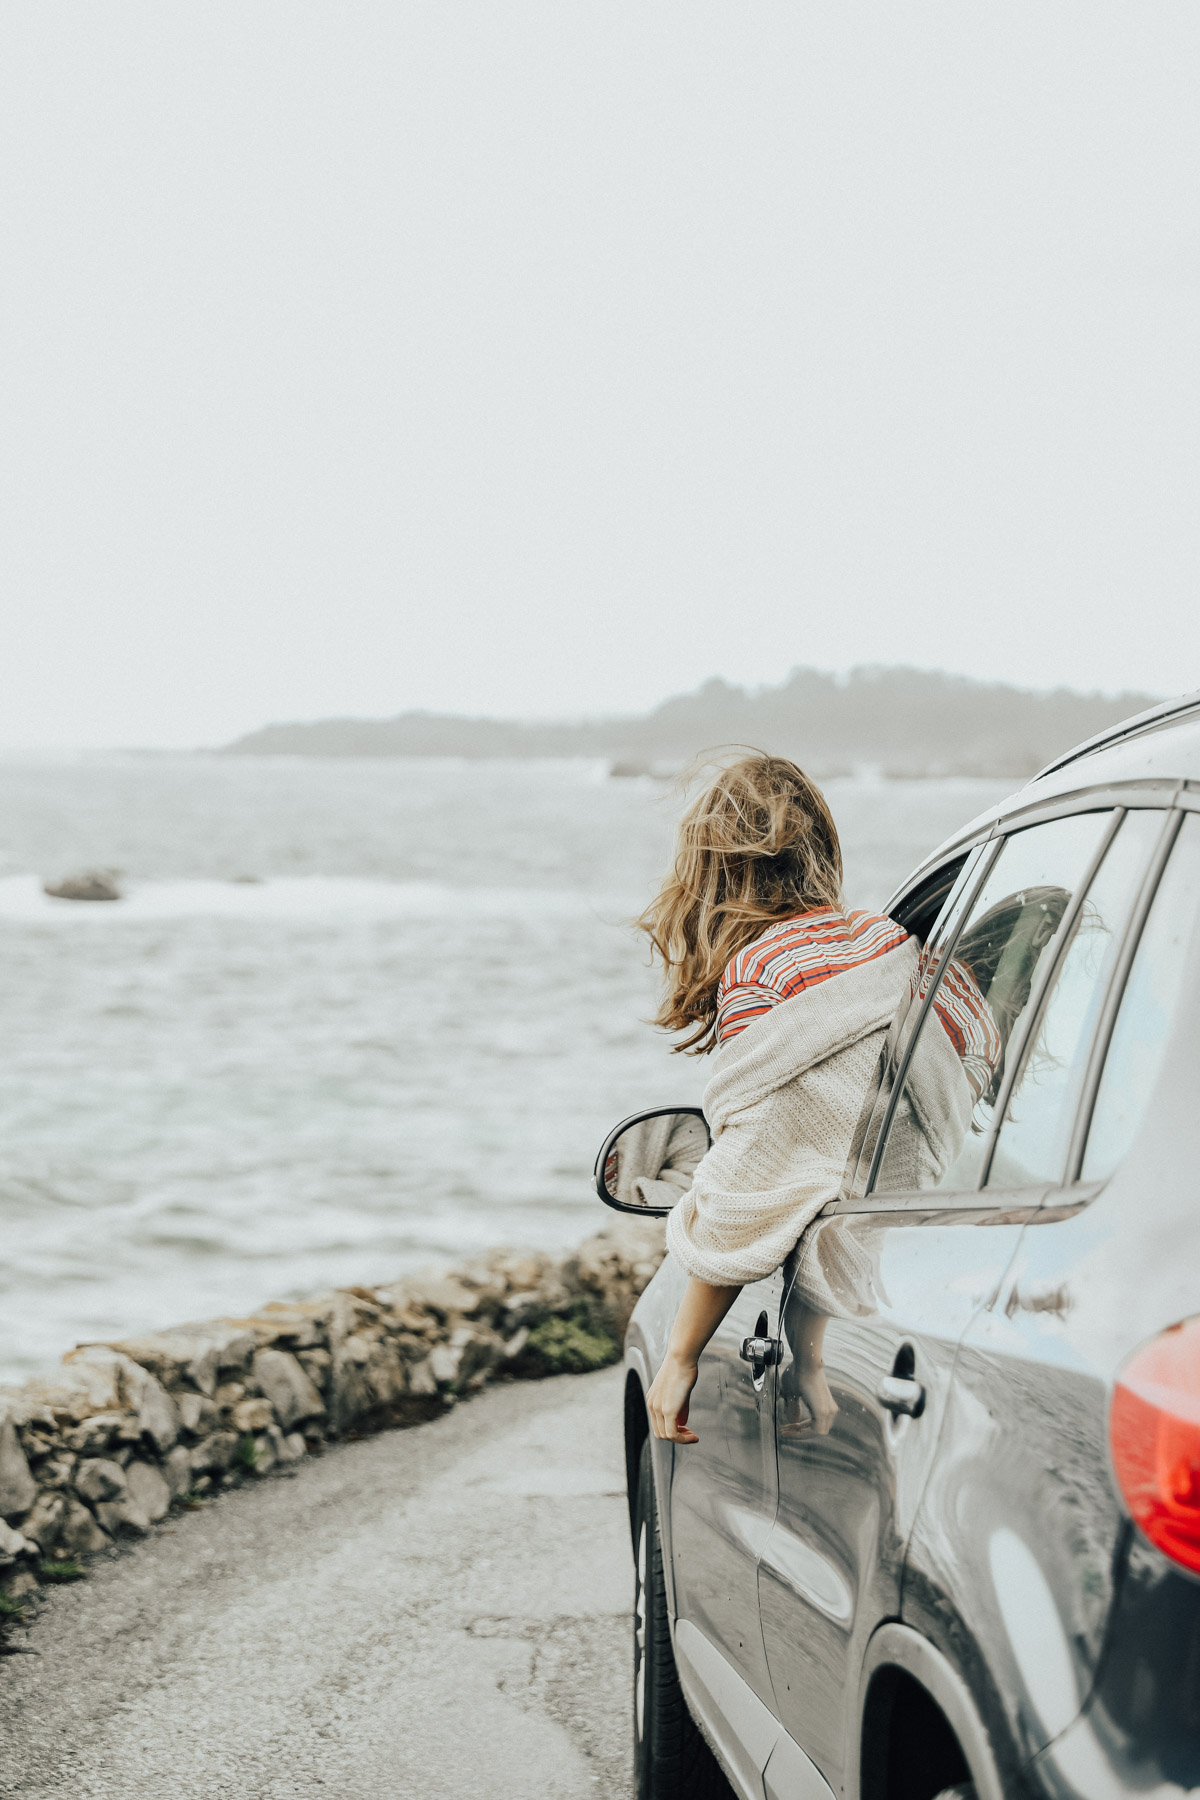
[0, 1367, 634, 1799]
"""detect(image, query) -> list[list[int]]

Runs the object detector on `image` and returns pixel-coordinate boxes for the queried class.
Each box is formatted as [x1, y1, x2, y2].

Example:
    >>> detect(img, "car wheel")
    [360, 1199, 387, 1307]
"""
[633, 1437, 732, 1800]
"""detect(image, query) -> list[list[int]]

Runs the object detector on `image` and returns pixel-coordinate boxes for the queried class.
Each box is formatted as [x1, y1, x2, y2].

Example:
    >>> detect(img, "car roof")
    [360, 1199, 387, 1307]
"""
[1031, 689, 1200, 781]
[886, 691, 1200, 915]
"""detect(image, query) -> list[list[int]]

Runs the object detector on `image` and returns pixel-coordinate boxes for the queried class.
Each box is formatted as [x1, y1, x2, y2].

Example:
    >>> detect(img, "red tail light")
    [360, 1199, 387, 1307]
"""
[1110, 1317, 1200, 1576]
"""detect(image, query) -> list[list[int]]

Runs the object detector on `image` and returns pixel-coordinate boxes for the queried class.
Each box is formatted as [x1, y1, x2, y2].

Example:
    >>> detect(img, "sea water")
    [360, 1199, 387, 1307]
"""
[0, 755, 1010, 1381]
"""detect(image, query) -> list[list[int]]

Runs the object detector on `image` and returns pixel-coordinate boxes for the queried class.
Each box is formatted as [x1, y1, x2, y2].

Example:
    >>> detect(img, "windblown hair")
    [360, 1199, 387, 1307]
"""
[639, 752, 843, 1055]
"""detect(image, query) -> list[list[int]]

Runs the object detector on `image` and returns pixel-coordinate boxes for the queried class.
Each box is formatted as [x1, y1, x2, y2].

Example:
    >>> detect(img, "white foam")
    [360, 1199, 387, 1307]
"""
[0, 874, 623, 924]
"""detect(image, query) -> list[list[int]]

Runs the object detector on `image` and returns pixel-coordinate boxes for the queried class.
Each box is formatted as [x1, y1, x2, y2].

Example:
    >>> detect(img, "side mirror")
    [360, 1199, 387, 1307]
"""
[594, 1106, 711, 1217]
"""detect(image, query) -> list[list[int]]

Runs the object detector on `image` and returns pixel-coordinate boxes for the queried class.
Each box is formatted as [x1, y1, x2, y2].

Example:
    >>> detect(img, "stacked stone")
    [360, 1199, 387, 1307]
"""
[0, 1216, 665, 1615]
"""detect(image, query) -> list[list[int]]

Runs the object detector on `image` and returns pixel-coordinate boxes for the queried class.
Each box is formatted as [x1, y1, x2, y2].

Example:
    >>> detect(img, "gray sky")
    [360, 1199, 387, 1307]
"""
[1, 5, 1197, 748]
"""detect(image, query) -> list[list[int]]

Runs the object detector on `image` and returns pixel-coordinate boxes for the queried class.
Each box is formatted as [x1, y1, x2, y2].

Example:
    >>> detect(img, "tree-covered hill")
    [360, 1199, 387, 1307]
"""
[224, 666, 1166, 778]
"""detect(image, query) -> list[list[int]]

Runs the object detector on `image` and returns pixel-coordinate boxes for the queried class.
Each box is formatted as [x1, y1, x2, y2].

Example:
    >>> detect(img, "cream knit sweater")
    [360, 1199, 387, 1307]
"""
[665, 936, 919, 1293]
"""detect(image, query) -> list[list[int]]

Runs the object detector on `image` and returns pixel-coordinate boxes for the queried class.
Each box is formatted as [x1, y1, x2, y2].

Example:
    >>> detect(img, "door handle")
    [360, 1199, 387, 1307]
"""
[739, 1334, 779, 1370]
[876, 1375, 925, 1418]
[739, 1310, 779, 1391]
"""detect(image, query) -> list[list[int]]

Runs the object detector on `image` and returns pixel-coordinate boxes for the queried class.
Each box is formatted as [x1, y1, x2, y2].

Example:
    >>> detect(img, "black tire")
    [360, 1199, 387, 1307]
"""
[633, 1437, 733, 1800]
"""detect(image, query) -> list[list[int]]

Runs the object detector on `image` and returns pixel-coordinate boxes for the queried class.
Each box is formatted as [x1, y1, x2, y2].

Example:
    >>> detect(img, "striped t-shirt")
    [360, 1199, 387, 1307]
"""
[716, 908, 912, 1044]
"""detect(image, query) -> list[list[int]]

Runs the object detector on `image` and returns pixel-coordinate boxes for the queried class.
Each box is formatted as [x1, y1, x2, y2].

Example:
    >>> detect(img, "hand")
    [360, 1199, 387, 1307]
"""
[780, 1365, 838, 1439]
[647, 1352, 700, 1444]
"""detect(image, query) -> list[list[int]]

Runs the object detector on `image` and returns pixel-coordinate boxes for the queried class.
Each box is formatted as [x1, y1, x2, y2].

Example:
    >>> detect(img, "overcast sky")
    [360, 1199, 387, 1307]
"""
[1, 6, 1197, 748]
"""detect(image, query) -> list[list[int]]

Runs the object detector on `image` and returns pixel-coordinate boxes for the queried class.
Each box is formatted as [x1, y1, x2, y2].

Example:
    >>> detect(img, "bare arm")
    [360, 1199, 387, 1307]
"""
[647, 1277, 742, 1444]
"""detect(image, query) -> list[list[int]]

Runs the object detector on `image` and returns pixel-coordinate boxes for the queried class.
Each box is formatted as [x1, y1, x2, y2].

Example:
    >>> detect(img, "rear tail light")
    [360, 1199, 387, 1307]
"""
[1110, 1317, 1200, 1576]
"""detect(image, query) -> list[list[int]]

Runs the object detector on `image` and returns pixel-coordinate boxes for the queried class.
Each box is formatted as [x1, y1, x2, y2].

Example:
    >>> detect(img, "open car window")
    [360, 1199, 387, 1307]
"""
[841, 844, 986, 1201]
[869, 810, 1112, 1200]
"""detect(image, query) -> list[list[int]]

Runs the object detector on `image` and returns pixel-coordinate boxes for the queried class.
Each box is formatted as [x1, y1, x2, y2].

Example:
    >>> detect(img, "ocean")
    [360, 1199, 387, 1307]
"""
[0, 755, 1010, 1381]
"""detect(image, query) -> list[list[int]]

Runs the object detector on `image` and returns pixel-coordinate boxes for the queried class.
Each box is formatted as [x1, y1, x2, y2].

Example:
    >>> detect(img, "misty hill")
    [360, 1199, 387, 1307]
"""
[223, 667, 1162, 779]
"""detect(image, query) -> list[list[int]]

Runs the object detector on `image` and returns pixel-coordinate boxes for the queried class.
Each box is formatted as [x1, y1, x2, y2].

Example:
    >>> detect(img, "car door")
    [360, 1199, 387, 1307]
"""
[757, 806, 1119, 1792]
[909, 805, 1199, 1782]
[670, 1268, 783, 1715]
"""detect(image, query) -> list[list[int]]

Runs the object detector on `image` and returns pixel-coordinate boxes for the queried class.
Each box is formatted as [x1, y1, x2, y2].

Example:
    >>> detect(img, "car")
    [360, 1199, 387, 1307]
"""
[595, 692, 1200, 1800]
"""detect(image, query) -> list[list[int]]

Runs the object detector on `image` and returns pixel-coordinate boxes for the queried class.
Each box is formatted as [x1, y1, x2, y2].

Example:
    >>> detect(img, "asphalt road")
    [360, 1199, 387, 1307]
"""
[0, 1367, 635, 1799]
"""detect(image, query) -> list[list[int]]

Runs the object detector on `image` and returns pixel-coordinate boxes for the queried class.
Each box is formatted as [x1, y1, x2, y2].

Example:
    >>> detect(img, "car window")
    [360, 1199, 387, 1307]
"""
[1082, 812, 1200, 1182]
[842, 846, 988, 1198]
[871, 810, 1111, 1198]
[986, 809, 1164, 1189]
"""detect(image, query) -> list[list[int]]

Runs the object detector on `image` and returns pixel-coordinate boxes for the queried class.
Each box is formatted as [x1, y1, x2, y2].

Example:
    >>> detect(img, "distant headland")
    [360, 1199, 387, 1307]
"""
[222, 667, 1163, 780]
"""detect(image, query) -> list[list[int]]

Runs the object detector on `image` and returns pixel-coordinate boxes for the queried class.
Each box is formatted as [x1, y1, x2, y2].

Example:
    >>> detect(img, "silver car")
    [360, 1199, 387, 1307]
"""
[596, 694, 1200, 1800]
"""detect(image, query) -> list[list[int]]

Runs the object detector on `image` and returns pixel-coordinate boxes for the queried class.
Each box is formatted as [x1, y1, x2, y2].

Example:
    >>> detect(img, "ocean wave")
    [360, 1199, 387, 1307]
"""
[0, 875, 626, 924]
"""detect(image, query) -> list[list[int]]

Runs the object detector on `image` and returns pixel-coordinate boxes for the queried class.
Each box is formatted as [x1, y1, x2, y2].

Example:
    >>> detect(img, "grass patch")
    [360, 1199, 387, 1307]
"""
[520, 1308, 619, 1376]
[235, 1434, 260, 1472]
[37, 1559, 85, 1584]
[0, 1591, 30, 1616]
[176, 1492, 210, 1509]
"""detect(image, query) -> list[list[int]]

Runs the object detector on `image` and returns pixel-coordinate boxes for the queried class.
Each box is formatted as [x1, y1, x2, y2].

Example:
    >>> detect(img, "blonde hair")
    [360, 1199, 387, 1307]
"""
[639, 752, 843, 1055]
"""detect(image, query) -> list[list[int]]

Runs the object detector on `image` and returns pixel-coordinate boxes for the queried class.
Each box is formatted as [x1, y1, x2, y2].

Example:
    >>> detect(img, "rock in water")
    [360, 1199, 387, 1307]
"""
[42, 870, 123, 902]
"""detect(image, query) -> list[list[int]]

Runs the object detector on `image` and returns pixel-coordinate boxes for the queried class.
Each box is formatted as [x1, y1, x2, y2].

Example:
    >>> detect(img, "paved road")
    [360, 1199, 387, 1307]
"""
[0, 1368, 635, 1799]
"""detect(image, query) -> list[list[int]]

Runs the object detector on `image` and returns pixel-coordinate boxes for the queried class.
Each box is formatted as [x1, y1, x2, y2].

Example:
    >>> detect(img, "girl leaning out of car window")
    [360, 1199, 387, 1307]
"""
[640, 753, 918, 1445]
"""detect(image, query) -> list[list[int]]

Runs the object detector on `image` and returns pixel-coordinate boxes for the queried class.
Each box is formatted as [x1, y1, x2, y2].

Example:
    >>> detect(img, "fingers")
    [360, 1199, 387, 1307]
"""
[647, 1397, 699, 1443]
[656, 1416, 698, 1444]
[646, 1360, 700, 1444]
[648, 1402, 671, 1440]
[666, 1395, 697, 1443]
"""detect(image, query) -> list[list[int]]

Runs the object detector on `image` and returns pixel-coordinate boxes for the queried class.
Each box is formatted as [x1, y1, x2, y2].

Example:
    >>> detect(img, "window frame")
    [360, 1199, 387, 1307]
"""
[837, 791, 1178, 1218]
[1065, 806, 1186, 1184]
[835, 838, 998, 1206]
[879, 776, 1182, 916]
[865, 805, 1121, 1205]
[833, 833, 1002, 1216]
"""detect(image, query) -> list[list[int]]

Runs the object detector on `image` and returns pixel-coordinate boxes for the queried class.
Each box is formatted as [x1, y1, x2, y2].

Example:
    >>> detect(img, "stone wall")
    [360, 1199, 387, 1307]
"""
[0, 1215, 665, 1638]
